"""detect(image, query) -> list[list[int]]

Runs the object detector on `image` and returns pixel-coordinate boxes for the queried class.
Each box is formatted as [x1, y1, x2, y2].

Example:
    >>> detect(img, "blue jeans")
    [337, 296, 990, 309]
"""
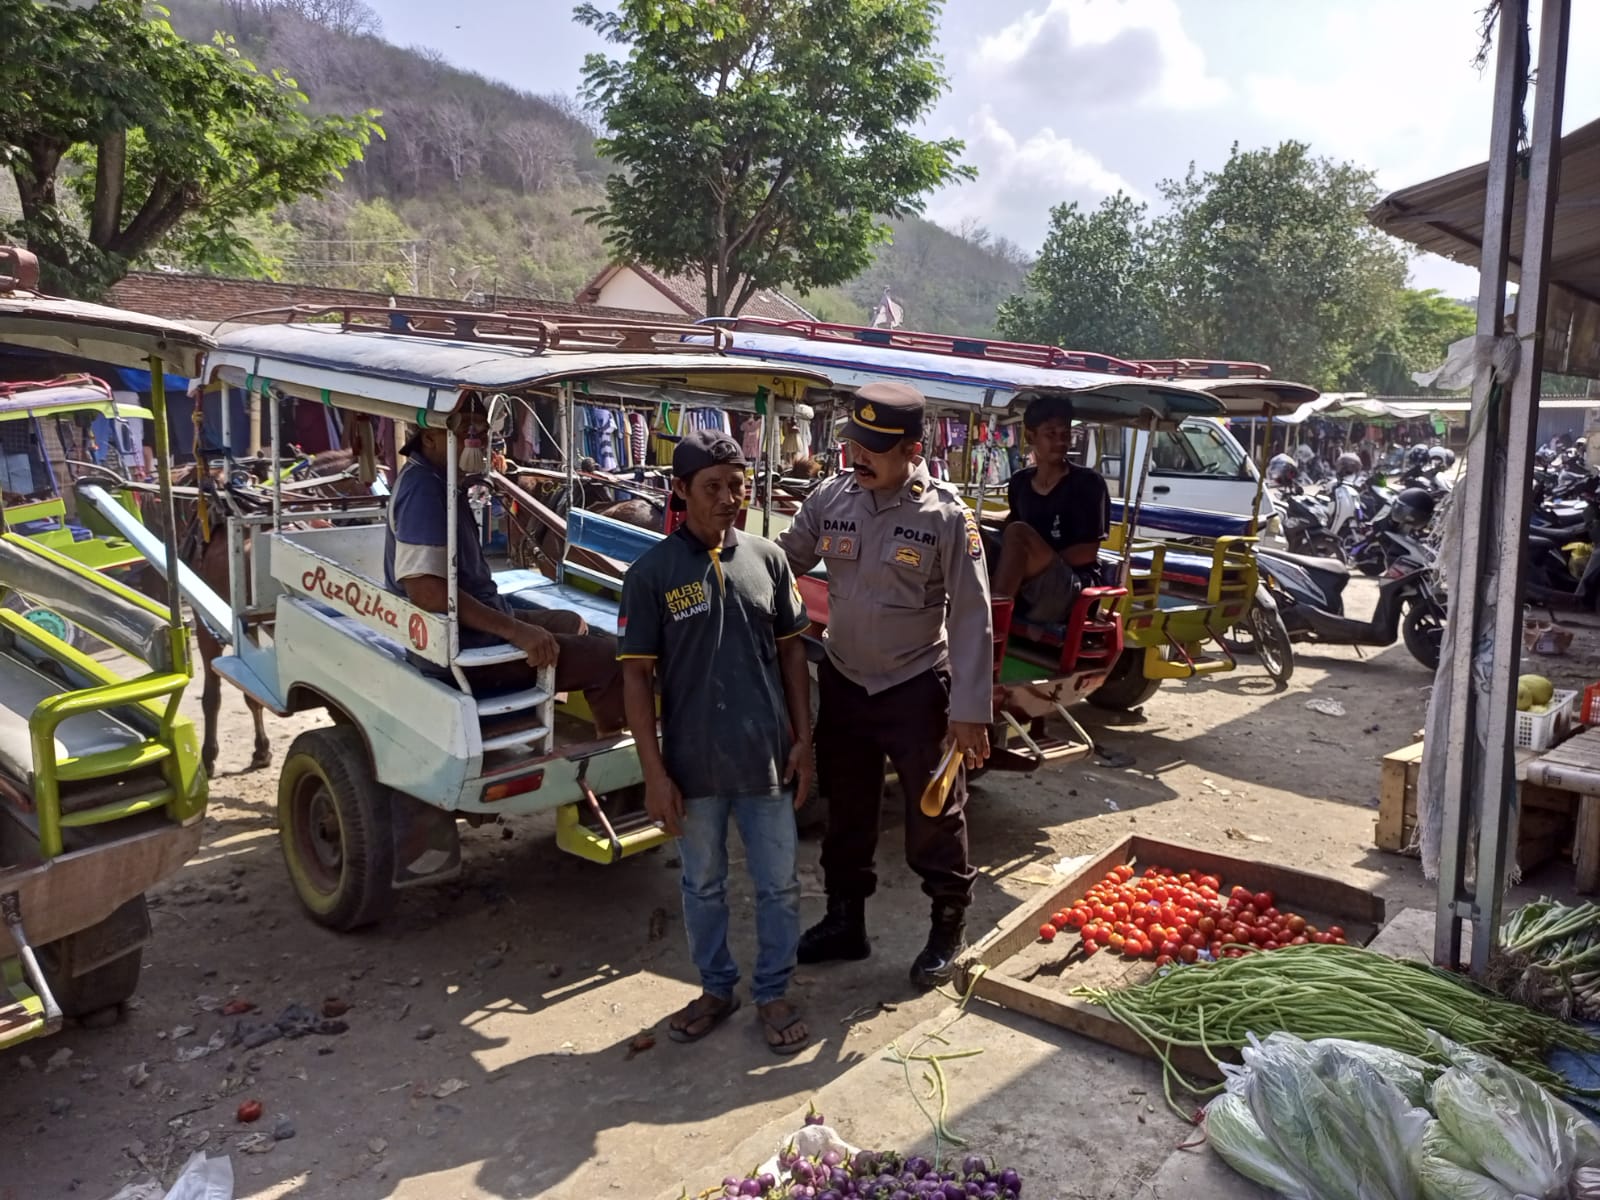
[677, 792, 801, 1006]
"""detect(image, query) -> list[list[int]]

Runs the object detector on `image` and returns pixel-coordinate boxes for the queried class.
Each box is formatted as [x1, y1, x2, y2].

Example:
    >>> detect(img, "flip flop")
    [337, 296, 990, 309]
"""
[760, 1006, 810, 1057]
[666, 994, 740, 1043]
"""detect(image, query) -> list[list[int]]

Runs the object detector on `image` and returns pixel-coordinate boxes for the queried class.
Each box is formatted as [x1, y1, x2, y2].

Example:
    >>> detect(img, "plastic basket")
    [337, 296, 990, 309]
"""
[1515, 689, 1578, 751]
[1584, 683, 1600, 726]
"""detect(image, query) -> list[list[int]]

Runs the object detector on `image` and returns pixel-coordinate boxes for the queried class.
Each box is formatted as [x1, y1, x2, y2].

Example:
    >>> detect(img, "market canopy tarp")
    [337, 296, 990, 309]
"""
[1369, 116, 1600, 381]
[1279, 393, 1448, 425]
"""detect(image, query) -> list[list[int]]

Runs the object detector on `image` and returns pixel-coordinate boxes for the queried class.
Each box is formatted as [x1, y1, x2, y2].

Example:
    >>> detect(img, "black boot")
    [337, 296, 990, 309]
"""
[909, 901, 966, 990]
[797, 896, 870, 964]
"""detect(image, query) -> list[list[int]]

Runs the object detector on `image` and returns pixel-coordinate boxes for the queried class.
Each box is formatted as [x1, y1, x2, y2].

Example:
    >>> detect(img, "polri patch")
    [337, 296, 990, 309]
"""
[963, 508, 984, 559]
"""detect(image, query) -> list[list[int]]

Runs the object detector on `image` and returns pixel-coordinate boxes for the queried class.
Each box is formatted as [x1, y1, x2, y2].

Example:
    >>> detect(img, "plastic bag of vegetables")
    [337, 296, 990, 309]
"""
[1230, 1032, 1439, 1107]
[1413, 1121, 1516, 1200]
[1428, 1035, 1600, 1197]
[1239, 1034, 1431, 1200]
[1204, 1092, 1315, 1200]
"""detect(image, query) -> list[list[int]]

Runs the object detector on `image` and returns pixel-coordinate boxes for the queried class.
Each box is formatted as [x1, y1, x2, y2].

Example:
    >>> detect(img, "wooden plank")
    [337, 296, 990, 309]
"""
[1376, 746, 1420, 851]
[970, 836, 1132, 971]
[0, 821, 202, 954]
[1577, 794, 1600, 894]
[1127, 835, 1386, 924]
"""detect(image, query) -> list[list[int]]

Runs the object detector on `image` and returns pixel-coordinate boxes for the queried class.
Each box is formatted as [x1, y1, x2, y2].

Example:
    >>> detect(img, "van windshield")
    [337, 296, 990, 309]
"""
[1151, 420, 1250, 478]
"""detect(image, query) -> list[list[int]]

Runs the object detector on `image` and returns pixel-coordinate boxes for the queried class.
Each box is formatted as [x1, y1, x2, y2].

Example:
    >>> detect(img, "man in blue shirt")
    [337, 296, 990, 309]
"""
[383, 399, 625, 733]
[618, 429, 813, 1055]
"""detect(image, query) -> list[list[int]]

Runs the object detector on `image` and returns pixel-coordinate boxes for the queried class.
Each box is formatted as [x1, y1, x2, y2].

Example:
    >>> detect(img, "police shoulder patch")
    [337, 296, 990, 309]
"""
[962, 506, 983, 559]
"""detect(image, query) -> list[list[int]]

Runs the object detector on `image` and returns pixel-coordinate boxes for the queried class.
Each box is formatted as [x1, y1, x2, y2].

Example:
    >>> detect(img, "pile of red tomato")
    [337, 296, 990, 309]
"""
[1036, 863, 1349, 966]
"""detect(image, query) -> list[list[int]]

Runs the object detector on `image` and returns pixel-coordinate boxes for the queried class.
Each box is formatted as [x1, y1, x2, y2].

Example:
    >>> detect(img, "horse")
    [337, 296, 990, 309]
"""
[146, 449, 376, 774]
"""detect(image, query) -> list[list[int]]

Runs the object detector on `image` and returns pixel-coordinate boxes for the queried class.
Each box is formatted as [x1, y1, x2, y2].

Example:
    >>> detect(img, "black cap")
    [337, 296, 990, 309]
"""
[839, 382, 925, 453]
[670, 428, 744, 510]
[1023, 393, 1075, 430]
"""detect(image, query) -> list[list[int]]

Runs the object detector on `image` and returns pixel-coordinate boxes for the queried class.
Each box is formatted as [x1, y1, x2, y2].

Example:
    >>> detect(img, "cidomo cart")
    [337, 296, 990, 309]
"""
[162, 306, 830, 931]
[0, 248, 210, 1047]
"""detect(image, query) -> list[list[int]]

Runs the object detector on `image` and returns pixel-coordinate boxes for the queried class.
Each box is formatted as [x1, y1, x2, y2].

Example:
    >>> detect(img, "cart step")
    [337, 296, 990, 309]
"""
[0, 894, 60, 1049]
[476, 685, 553, 718]
[454, 644, 527, 668]
[480, 724, 552, 753]
[555, 802, 670, 865]
[57, 741, 170, 782]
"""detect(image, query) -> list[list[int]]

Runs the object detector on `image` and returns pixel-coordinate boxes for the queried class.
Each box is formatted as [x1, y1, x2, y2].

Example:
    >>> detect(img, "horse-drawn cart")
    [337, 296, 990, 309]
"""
[0, 248, 209, 1047]
[167, 306, 829, 930]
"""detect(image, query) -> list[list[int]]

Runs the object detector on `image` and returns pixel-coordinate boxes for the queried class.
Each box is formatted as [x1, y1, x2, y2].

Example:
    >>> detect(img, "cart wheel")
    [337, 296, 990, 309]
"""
[3, 595, 88, 651]
[1226, 606, 1296, 687]
[278, 726, 396, 931]
[38, 896, 149, 1019]
[1086, 648, 1161, 711]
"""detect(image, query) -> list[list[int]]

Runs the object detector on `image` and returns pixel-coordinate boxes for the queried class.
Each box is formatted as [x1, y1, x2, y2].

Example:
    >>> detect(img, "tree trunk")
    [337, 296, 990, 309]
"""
[89, 129, 127, 249]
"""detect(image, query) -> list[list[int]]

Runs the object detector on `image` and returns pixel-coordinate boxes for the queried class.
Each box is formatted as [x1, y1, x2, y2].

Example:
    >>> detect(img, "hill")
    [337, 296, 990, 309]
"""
[152, 0, 1025, 332]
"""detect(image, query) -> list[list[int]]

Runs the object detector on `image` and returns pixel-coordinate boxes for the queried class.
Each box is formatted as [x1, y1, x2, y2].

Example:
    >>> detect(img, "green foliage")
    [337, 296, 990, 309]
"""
[997, 142, 1417, 388]
[1154, 142, 1409, 388]
[1349, 288, 1477, 395]
[575, 0, 972, 316]
[0, 0, 379, 297]
[995, 193, 1161, 354]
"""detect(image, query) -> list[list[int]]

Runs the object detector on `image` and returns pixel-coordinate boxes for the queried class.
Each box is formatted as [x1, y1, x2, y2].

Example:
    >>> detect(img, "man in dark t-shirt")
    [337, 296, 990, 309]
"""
[618, 429, 814, 1055]
[993, 394, 1110, 624]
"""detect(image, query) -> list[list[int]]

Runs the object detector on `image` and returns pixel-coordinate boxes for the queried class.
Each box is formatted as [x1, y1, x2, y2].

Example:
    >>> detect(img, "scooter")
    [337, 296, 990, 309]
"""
[1253, 530, 1445, 670]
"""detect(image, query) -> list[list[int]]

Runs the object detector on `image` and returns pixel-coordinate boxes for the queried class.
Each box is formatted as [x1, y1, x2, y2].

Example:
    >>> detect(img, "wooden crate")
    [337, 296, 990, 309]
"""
[1375, 741, 1574, 872]
[953, 836, 1386, 1083]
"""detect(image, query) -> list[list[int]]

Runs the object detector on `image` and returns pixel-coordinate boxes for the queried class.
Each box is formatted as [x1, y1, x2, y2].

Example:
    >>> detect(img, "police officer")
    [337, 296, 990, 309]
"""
[777, 381, 993, 989]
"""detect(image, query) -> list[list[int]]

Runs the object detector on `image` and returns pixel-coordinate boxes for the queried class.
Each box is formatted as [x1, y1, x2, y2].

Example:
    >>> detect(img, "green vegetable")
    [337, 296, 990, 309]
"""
[1414, 1121, 1514, 1200]
[1203, 1093, 1313, 1200]
[1073, 943, 1600, 1109]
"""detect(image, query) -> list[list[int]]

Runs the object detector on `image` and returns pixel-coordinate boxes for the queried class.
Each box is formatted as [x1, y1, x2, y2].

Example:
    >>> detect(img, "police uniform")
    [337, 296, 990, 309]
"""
[776, 382, 993, 988]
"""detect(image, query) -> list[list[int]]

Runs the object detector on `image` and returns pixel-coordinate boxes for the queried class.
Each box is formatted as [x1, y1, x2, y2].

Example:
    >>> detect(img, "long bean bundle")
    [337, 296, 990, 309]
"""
[1072, 943, 1600, 1107]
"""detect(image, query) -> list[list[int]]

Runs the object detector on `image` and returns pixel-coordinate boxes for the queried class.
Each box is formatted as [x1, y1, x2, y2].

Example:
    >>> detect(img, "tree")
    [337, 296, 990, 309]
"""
[995, 193, 1163, 356]
[1350, 288, 1477, 395]
[1153, 142, 1409, 388]
[574, 0, 972, 317]
[0, 0, 380, 296]
[499, 120, 575, 194]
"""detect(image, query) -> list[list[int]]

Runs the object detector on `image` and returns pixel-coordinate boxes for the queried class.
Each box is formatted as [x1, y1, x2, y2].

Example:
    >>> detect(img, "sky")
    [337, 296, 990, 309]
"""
[366, 0, 1600, 297]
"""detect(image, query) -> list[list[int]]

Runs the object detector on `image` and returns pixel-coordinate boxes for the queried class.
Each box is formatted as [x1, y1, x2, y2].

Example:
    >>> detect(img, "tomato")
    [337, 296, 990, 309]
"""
[237, 1100, 263, 1123]
[1093, 905, 1113, 923]
[1124, 939, 1147, 958]
[1178, 944, 1198, 964]
[1161, 940, 1181, 958]
[1068, 908, 1089, 929]
[1209, 940, 1223, 958]
[1223, 948, 1243, 958]
[1114, 864, 1134, 882]
[1197, 916, 1216, 937]
[1286, 915, 1307, 935]
[1230, 885, 1251, 902]
[1251, 927, 1271, 946]
[1198, 874, 1220, 891]
[1253, 891, 1275, 911]
[1112, 901, 1130, 920]
[1107, 933, 1126, 952]
[1083, 940, 1100, 956]
[1262, 941, 1280, 951]
[1039, 924, 1057, 941]
[1327, 926, 1346, 941]
[1290, 936, 1308, 946]
[1178, 872, 1193, 885]
[1155, 954, 1173, 968]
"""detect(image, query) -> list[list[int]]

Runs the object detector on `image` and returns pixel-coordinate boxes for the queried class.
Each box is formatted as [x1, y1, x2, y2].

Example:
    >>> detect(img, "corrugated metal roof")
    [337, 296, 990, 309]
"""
[1369, 117, 1600, 378]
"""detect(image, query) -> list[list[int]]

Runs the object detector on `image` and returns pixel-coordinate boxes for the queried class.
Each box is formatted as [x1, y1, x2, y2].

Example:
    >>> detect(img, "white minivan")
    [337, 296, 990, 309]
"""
[1090, 418, 1276, 528]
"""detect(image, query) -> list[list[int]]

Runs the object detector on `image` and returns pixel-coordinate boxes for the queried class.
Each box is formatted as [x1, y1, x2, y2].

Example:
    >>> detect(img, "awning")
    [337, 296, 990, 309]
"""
[1369, 117, 1600, 380]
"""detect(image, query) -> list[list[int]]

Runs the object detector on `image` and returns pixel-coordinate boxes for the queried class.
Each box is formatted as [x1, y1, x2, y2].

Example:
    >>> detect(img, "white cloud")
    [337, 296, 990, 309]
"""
[971, 0, 1228, 111]
[926, 105, 1138, 247]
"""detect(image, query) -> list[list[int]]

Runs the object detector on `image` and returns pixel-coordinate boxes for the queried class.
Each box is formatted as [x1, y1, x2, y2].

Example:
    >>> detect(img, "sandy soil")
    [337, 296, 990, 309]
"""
[1, 584, 1591, 1200]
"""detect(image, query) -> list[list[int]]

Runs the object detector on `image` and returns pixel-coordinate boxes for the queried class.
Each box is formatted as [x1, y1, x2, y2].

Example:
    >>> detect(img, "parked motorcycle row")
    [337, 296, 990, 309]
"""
[1222, 445, 1455, 681]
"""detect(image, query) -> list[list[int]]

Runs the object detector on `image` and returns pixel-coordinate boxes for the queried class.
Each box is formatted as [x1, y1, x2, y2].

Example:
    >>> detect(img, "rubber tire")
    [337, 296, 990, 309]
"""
[1246, 605, 1295, 686]
[3, 595, 89, 652]
[1402, 598, 1444, 672]
[1086, 648, 1162, 711]
[278, 725, 396, 931]
[37, 897, 148, 1019]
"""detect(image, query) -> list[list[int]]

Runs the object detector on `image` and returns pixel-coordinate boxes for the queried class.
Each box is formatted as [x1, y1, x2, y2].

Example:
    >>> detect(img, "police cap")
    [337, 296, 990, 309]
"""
[839, 382, 925, 453]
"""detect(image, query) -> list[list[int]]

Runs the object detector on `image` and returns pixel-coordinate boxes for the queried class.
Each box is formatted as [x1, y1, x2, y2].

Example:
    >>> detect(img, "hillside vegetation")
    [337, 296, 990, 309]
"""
[154, 0, 1023, 332]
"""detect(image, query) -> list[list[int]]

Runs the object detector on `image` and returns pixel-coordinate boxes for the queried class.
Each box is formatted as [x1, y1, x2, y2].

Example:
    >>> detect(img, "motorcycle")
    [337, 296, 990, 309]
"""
[1247, 526, 1446, 670]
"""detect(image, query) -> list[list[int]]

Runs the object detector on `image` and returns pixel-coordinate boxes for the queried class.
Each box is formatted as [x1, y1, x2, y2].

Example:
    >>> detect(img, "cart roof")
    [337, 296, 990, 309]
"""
[0, 276, 211, 375]
[702, 327, 1228, 424]
[205, 322, 833, 419]
[0, 381, 154, 422]
[1160, 376, 1321, 416]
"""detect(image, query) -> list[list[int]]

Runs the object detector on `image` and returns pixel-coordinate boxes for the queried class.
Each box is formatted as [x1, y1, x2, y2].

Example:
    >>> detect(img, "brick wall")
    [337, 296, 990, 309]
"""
[106, 271, 692, 328]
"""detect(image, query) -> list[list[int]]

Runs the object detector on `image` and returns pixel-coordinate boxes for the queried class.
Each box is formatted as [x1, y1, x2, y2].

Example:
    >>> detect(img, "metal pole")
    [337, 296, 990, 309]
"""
[1435, 0, 1570, 975]
[146, 357, 184, 632]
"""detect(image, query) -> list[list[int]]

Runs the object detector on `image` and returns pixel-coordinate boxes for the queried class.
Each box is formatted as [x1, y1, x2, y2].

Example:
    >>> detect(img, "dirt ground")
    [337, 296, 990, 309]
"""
[2, 583, 1593, 1200]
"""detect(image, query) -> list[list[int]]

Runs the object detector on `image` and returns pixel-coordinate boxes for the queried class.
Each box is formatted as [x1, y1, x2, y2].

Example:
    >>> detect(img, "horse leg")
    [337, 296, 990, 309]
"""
[248, 697, 271, 770]
[195, 624, 222, 776]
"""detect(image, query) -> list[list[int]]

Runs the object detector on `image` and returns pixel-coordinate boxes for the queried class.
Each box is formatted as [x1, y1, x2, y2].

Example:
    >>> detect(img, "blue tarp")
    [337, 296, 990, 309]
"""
[117, 366, 191, 395]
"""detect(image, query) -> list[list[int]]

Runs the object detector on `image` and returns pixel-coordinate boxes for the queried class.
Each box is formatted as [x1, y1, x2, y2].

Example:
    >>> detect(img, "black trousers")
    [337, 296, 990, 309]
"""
[815, 657, 976, 908]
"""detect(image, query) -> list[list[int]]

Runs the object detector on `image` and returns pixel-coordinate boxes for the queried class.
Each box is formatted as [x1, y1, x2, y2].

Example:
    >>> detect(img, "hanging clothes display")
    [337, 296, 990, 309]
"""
[740, 415, 763, 462]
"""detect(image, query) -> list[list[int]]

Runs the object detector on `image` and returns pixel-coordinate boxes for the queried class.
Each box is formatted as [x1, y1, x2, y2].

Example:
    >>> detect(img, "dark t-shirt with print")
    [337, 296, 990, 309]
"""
[618, 527, 811, 802]
[1006, 466, 1110, 551]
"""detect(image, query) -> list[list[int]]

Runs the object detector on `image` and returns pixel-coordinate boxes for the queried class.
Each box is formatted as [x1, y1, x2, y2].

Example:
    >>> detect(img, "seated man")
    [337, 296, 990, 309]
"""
[991, 394, 1110, 624]
[383, 396, 626, 735]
